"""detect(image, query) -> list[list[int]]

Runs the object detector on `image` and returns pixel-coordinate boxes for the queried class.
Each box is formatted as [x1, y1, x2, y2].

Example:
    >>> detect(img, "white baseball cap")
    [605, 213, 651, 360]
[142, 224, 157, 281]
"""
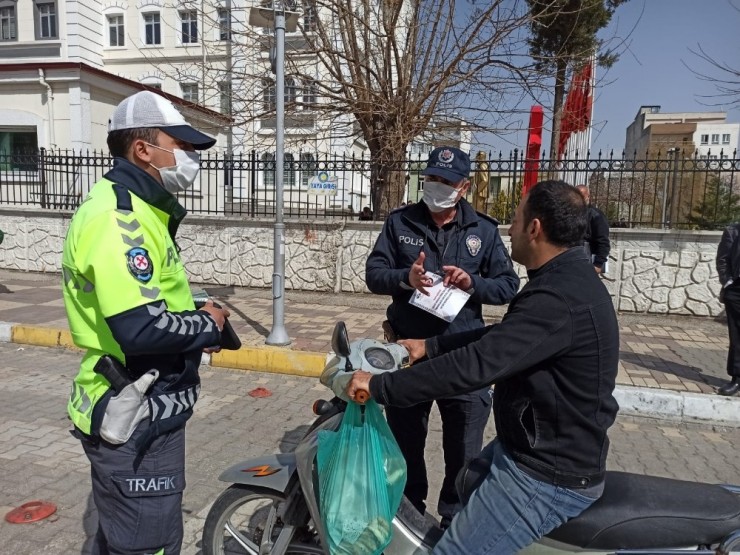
[108, 91, 216, 150]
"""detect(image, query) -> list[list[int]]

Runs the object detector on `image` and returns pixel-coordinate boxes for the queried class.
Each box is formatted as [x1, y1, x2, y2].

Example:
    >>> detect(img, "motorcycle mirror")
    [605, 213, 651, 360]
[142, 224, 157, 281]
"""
[331, 321, 351, 358]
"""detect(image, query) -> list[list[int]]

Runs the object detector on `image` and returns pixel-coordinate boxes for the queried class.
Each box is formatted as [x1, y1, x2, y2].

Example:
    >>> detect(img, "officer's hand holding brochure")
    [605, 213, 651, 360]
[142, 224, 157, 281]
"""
[192, 290, 241, 350]
[409, 271, 470, 322]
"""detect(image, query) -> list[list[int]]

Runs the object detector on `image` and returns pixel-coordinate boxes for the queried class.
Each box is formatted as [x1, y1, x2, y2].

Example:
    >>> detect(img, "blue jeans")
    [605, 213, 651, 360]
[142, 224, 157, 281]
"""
[433, 439, 598, 555]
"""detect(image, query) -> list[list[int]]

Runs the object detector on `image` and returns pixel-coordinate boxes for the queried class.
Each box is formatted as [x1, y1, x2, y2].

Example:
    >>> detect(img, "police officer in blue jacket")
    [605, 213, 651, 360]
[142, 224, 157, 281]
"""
[365, 146, 519, 526]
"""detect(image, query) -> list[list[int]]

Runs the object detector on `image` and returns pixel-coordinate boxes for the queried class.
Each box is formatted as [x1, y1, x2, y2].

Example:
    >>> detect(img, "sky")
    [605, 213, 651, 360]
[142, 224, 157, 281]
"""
[473, 0, 740, 156]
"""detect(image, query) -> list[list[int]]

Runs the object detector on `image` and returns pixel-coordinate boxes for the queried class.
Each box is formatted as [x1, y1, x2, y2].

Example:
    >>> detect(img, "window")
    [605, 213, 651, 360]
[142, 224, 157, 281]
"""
[108, 14, 125, 47]
[143, 12, 161, 45]
[35, 1, 57, 39]
[300, 152, 317, 187]
[711, 134, 720, 144]
[180, 83, 198, 103]
[285, 77, 297, 105]
[146, 83, 162, 90]
[262, 152, 275, 187]
[302, 80, 318, 109]
[723, 134, 731, 145]
[262, 79, 276, 112]
[261, 152, 295, 187]
[180, 10, 198, 44]
[284, 153, 295, 188]
[0, 129, 39, 171]
[303, 0, 317, 32]
[218, 8, 231, 41]
[410, 142, 429, 157]
[0, 5, 17, 41]
[700, 134, 709, 145]
[219, 81, 231, 114]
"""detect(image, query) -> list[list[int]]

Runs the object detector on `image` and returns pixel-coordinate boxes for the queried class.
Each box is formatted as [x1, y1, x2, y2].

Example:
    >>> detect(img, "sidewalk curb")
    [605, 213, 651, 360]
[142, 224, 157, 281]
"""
[4, 322, 740, 427]
[613, 387, 740, 428]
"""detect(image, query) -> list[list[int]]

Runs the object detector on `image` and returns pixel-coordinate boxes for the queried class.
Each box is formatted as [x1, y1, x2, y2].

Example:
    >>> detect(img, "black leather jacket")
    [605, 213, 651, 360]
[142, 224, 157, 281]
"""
[369, 247, 620, 488]
[584, 206, 611, 268]
[717, 223, 740, 286]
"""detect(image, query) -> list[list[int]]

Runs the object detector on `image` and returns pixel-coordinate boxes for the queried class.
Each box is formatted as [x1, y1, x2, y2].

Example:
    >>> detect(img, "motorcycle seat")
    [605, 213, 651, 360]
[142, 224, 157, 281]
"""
[547, 471, 740, 549]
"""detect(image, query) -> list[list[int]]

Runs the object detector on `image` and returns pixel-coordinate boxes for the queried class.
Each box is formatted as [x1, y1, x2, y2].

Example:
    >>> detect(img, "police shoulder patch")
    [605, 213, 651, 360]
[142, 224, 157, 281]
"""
[126, 247, 153, 283]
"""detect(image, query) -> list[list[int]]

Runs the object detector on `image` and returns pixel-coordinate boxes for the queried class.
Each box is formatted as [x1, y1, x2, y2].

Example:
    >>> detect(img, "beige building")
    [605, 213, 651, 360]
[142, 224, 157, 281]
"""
[625, 105, 739, 158]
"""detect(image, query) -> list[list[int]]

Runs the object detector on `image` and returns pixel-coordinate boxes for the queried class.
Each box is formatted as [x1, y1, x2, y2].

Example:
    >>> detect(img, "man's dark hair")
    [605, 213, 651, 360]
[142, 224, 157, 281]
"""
[523, 180, 587, 248]
[107, 128, 160, 158]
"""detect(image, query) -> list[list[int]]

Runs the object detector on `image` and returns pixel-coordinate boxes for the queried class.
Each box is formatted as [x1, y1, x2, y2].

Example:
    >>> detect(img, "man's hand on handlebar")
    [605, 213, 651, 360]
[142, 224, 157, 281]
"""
[398, 339, 426, 364]
[346, 370, 373, 403]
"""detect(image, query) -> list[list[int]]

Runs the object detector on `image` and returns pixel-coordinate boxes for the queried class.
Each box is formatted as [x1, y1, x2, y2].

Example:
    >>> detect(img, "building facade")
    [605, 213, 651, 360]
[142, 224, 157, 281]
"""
[625, 105, 739, 158]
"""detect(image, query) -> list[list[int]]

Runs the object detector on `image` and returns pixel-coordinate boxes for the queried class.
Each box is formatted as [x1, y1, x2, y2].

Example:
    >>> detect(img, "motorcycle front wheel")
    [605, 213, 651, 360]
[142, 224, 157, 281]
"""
[202, 485, 323, 555]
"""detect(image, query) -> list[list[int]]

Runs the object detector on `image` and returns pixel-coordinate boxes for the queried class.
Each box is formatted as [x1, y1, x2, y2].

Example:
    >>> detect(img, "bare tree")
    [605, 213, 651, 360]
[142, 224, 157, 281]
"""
[588, 168, 658, 226]
[686, 43, 740, 109]
[299, 0, 547, 215]
[139, 1, 555, 217]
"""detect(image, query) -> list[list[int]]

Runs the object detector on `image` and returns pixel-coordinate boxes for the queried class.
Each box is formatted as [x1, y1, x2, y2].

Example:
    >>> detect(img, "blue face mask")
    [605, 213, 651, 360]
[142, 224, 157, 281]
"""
[422, 180, 461, 212]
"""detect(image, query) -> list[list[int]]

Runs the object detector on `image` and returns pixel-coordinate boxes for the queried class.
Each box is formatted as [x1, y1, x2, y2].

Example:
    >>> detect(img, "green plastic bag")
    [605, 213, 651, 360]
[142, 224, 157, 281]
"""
[317, 399, 407, 555]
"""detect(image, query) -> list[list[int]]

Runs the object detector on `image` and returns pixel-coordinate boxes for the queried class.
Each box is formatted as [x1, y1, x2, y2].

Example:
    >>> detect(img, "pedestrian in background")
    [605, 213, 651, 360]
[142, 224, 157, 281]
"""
[716, 222, 740, 397]
[359, 206, 373, 220]
[576, 184, 610, 274]
[62, 91, 230, 554]
[365, 146, 519, 527]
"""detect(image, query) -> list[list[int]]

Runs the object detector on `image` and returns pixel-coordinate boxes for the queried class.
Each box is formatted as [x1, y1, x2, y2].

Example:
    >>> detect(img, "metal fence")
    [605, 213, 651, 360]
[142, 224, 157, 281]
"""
[1, 148, 739, 229]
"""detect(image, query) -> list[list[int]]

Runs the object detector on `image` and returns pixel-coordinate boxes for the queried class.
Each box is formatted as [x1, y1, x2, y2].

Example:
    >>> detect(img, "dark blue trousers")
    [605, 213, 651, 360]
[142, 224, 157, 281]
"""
[724, 286, 740, 378]
[385, 389, 492, 520]
[81, 423, 186, 555]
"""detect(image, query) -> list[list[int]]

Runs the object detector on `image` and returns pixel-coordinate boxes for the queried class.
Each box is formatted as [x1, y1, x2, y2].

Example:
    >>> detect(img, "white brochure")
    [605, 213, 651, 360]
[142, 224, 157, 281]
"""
[409, 272, 470, 323]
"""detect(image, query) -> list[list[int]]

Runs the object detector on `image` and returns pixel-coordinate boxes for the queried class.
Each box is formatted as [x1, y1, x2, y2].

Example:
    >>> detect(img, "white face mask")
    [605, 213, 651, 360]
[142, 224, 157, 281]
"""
[147, 144, 201, 193]
[422, 180, 462, 213]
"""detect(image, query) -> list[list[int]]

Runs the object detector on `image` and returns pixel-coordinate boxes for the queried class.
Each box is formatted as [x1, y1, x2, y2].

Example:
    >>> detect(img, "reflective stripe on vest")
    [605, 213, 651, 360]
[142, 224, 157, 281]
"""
[69, 383, 92, 415]
[148, 384, 201, 422]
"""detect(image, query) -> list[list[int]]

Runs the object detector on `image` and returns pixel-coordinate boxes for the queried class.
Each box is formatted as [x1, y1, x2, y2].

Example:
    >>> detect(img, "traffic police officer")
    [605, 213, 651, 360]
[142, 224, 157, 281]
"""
[62, 91, 230, 554]
[365, 146, 519, 526]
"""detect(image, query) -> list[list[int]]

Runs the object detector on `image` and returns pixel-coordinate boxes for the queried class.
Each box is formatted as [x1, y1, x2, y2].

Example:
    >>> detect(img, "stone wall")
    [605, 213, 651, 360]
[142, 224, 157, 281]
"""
[0, 208, 725, 316]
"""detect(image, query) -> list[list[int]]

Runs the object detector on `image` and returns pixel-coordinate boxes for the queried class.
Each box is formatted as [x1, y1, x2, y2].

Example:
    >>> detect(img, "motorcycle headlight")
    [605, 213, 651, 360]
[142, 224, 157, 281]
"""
[364, 347, 396, 370]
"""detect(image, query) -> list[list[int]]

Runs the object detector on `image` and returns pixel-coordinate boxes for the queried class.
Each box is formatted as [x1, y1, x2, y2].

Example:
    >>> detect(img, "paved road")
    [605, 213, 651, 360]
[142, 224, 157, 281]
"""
[0, 344, 739, 554]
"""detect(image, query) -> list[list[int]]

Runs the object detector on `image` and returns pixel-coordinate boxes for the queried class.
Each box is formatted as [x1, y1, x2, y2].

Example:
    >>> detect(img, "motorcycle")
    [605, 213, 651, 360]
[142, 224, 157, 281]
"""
[202, 321, 740, 555]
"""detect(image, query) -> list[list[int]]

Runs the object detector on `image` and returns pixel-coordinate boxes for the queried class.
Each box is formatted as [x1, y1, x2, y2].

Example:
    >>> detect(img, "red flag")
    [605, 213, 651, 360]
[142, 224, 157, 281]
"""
[577, 61, 593, 131]
[523, 106, 543, 196]
[558, 62, 593, 158]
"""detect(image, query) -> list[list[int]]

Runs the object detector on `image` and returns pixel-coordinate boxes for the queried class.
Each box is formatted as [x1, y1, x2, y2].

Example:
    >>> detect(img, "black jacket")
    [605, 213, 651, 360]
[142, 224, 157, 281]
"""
[717, 223, 740, 286]
[584, 206, 610, 268]
[369, 247, 620, 488]
[365, 199, 519, 339]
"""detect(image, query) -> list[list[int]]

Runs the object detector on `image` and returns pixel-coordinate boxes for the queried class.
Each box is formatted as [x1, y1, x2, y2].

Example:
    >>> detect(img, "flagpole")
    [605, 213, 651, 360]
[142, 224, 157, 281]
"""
[586, 54, 595, 158]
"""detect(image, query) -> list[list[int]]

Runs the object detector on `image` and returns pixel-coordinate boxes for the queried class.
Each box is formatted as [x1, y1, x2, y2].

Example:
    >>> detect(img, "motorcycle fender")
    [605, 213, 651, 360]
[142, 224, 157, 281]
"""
[218, 453, 297, 493]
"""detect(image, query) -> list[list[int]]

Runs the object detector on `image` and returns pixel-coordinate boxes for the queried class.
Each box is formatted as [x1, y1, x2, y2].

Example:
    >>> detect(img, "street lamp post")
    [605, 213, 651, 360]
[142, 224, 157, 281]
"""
[249, 2, 300, 346]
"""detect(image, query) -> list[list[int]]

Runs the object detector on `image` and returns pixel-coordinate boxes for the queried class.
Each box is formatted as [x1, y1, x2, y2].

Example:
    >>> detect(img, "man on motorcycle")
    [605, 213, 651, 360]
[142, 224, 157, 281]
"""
[348, 180, 620, 554]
